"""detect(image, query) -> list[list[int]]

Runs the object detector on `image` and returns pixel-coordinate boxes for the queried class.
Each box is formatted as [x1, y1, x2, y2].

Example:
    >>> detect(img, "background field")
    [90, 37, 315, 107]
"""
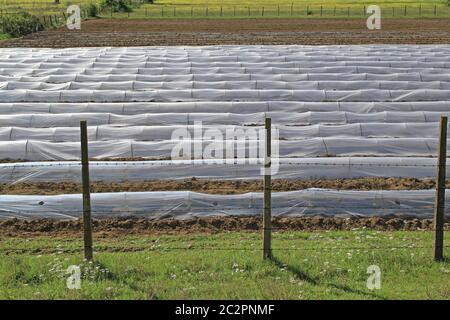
[0, 0, 448, 18]
[1, 230, 449, 299]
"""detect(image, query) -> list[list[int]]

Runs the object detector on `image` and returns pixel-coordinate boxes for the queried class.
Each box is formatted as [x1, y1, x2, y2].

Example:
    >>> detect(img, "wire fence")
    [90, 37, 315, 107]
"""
[0, 118, 448, 263]
[1, 4, 450, 18]
[115, 4, 450, 19]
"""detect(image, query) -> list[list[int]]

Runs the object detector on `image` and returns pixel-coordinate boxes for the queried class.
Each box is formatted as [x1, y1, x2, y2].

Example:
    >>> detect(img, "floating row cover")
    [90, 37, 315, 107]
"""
[0, 158, 442, 184]
[0, 189, 444, 219]
[1, 89, 450, 103]
[0, 123, 446, 142]
[3, 80, 450, 90]
[1, 102, 449, 115]
[3, 61, 450, 68]
[1, 45, 450, 218]
[3, 73, 450, 83]
[5, 66, 450, 76]
[1, 111, 450, 127]
[0, 138, 446, 160]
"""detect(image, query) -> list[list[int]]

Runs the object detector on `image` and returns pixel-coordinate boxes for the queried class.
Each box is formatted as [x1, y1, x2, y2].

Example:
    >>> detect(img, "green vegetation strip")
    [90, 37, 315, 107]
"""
[0, 230, 449, 299]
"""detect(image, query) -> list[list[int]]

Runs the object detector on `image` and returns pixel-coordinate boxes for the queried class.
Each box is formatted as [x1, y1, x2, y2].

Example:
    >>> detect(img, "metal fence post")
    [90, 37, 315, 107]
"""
[433, 116, 447, 262]
[80, 121, 93, 261]
[263, 118, 272, 260]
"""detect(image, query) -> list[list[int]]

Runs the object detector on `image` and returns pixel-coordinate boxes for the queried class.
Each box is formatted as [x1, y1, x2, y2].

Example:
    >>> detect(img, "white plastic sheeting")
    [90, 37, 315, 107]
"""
[3, 80, 450, 90]
[1, 89, 449, 103]
[1, 46, 449, 166]
[0, 101, 449, 115]
[1, 45, 450, 220]
[0, 189, 443, 219]
[0, 138, 445, 161]
[0, 123, 444, 142]
[0, 158, 442, 184]
[1, 111, 450, 127]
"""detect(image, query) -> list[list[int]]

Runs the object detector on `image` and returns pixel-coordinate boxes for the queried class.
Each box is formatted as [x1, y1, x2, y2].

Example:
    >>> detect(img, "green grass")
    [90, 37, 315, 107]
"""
[0, 230, 449, 299]
[0, 33, 11, 41]
[116, 0, 450, 19]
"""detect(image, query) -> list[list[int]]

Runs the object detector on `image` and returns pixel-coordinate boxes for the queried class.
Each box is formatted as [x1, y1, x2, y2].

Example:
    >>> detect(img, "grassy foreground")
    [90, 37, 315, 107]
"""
[0, 230, 449, 300]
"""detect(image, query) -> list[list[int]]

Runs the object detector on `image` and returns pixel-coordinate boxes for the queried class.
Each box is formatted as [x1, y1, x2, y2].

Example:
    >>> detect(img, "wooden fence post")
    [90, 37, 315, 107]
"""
[433, 116, 447, 262]
[263, 118, 272, 260]
[80, 121, 93, 261]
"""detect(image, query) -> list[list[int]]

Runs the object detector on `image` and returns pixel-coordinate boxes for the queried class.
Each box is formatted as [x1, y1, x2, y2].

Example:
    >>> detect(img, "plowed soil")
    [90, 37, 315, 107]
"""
[1, 216, 449, 236]
[0, 177, 445, 195]
[1, 18, 450, 47]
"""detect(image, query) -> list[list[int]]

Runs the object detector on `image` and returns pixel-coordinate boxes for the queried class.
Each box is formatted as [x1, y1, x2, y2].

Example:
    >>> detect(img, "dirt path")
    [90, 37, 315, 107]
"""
[2, 18, 450, 47]
[0, 177, 444, 195]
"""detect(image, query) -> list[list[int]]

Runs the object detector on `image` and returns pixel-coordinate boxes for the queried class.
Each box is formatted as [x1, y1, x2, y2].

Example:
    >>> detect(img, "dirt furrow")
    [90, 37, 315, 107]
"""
[2, 18, 450, 47]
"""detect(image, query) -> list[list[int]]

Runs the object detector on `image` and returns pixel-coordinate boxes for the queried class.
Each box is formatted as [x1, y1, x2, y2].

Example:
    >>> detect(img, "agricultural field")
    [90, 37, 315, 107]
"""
[1, 0, 450, 305]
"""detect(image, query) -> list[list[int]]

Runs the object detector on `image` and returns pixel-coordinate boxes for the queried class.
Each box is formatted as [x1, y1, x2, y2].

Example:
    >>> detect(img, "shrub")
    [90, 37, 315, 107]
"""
[87, 3, 99, 17]
[0, 12, 44, 37]
[100, 0, 133, 13]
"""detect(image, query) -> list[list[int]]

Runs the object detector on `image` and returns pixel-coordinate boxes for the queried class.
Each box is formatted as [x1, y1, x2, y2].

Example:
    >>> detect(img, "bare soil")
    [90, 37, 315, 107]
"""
[1, 18, 450, 47]
[0, 177, 445, 195]
[0, 216, 449, 236]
